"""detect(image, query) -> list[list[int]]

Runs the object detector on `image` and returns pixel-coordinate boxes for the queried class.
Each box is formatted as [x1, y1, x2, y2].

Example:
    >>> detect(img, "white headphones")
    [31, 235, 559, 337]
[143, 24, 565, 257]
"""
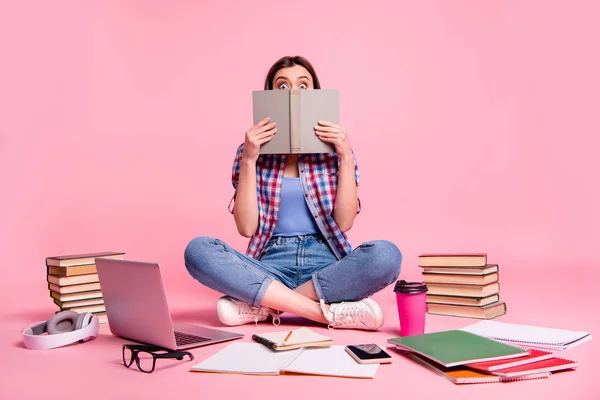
[22, 311, 100, 350]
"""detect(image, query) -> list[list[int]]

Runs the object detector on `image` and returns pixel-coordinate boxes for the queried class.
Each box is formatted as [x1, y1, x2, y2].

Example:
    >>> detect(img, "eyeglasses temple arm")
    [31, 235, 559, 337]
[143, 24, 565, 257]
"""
[154, 351, 194, 361]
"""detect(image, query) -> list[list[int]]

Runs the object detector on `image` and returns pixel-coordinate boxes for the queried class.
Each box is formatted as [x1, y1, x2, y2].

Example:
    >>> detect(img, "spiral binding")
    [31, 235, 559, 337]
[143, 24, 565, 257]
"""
[459, 372, 551, 384]
[252, 334, 278, 349]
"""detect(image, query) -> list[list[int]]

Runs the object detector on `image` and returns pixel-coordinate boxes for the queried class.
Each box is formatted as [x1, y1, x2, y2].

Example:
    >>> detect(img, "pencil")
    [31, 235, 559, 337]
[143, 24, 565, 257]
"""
[282, 330, 293, 345]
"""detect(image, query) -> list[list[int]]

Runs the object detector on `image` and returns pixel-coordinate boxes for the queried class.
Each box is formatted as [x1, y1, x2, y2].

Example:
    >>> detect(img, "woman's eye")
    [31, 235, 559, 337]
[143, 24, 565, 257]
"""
[278, 83, 289, 89]
[299, 83, 308, 89]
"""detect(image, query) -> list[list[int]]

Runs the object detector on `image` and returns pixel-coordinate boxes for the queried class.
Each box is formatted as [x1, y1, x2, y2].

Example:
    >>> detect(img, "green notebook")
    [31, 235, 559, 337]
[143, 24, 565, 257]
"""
[387, 330, 528, 367]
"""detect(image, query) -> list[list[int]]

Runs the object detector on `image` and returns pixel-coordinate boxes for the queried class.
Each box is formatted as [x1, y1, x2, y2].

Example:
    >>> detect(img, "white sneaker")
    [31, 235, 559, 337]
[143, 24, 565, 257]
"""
[216, 296, 281, 327]
[320, 298, 384, 330]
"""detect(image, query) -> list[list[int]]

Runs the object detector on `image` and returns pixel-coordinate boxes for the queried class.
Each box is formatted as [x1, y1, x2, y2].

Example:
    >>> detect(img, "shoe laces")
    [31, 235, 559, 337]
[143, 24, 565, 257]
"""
[320, 299, 363, 329]
[232, 298, 281, 326]
[268, 309, 281, 326]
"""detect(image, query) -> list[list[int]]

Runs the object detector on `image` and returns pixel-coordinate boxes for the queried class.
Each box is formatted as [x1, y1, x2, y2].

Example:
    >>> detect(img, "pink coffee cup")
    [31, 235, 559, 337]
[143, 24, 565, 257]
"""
[394, 280, 428, 336]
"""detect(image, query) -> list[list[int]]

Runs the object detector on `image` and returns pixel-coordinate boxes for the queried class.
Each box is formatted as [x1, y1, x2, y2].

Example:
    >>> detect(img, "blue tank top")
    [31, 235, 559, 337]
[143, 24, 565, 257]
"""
[273, 177, 319, 236]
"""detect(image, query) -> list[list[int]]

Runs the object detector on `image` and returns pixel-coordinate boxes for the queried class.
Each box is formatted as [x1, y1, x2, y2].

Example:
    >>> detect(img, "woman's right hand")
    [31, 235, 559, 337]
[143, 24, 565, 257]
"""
[242, 117, 277, 162]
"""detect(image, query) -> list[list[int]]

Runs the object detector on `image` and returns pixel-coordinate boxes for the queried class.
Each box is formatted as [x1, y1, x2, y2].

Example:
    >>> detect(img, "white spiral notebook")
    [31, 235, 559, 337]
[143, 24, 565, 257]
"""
[460, 320, 591, 351]
[190, 342, 378, 378]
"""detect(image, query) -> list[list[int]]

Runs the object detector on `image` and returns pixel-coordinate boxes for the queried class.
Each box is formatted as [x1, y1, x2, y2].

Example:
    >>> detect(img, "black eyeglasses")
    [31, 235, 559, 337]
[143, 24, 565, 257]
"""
[122, 344, 194, 373]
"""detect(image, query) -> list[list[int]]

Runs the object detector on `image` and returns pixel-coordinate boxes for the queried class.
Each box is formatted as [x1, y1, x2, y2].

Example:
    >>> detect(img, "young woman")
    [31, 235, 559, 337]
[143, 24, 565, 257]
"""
[184, 56, 401, 330]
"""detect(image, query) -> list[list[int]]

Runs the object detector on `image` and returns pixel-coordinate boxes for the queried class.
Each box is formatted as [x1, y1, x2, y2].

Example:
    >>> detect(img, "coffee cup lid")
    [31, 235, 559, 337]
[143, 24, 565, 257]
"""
[394, 280, 428, 294]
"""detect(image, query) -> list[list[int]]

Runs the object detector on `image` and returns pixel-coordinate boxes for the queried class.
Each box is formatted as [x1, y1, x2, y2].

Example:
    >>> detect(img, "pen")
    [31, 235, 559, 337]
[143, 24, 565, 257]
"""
[282, 330, 293, 345]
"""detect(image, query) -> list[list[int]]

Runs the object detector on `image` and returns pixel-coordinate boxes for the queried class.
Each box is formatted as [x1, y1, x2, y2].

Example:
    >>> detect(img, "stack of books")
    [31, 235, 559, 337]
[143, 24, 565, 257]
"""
[46, 252, 125, 324]
[419, 253, 506, 319]
[387, 330, 578, 385]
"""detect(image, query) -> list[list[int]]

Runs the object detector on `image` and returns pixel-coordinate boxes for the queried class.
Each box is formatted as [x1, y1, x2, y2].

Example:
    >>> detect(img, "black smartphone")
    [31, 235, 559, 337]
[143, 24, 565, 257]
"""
[345, 344, 393, 364]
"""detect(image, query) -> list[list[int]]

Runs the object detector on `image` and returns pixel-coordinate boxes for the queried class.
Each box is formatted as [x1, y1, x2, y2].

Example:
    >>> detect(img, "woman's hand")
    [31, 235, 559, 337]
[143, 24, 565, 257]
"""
[315, 121, 358, 231]
[242, 117, 277, 162]
[314, 121, 352, 159]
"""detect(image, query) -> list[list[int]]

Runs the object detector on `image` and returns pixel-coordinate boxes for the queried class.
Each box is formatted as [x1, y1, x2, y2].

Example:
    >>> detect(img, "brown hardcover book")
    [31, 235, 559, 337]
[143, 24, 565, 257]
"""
[426, 294, 500, 307]
[61, 304, 106, 314]
[426, 282, 500, 298]
[421, 264, 498, 276]
[47, 264, 97, 277]
[419, 253, 487, 267]
[46, 252, 125, 267]
[423, 273, 499, 286]
[54, 297, 105, 308]
[47, 273, 99, 286]
[427, 302, 507, 319]
[48, 282, 101, 294]
[50, 290, 103, 302]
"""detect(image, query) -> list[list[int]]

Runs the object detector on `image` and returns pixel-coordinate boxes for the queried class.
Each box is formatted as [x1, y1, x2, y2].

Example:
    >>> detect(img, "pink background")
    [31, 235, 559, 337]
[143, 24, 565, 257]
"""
[1, 1, 598, 398]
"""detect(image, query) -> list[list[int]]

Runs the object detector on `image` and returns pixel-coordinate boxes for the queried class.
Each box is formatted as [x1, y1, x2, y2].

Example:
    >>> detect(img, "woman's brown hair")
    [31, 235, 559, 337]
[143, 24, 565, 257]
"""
[264, 56, 321, 90]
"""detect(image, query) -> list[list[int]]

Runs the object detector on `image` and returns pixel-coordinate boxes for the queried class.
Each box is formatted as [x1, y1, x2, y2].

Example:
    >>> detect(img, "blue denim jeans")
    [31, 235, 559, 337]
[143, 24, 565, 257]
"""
[184, 235, 401, 307]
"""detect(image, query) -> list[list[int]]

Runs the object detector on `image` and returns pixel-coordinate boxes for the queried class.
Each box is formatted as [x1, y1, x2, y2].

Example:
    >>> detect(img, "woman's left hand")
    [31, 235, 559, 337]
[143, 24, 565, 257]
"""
[314, 121, 352, 159]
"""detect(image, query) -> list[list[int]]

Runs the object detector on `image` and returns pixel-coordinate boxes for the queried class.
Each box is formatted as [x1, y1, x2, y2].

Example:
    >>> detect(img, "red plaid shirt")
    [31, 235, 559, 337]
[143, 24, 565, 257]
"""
[229, 144, 360, 260]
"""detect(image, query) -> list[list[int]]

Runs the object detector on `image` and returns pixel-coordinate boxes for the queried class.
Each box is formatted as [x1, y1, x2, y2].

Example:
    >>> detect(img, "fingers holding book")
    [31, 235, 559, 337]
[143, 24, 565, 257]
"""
[314, 121, 351, 157]
[244, 117, 277, 161]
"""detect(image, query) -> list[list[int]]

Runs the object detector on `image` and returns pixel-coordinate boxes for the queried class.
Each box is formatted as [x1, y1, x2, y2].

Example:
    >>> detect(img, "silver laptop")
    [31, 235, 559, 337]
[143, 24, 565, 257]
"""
[96, 258, 244, 350]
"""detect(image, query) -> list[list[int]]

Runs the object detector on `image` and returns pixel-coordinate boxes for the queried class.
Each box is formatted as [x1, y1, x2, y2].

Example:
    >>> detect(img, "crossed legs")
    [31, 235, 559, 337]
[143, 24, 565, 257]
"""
[184, 237, 401, 328]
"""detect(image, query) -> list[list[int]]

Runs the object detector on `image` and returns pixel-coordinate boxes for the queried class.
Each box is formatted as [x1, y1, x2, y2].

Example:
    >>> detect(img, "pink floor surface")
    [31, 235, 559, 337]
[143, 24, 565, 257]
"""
[3, 265, 598, 400]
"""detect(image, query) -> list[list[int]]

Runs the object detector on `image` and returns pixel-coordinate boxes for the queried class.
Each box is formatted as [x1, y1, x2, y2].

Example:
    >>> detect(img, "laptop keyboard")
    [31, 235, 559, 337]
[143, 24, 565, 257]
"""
[174, 331, 211, 346]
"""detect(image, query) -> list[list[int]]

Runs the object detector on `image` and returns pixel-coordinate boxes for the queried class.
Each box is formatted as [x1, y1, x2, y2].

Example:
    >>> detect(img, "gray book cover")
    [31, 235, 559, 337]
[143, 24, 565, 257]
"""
[253, 89, 339, 154]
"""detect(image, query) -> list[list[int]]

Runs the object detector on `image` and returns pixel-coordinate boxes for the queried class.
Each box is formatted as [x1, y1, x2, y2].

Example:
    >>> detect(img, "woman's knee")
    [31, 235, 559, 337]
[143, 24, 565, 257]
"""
[183, 236, 216, 275]
[364, 240, 402, 283]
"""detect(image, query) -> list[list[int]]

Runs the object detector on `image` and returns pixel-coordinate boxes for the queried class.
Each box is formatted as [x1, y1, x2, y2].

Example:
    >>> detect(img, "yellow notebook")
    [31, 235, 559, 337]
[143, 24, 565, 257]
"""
[252, 327, 333, 351]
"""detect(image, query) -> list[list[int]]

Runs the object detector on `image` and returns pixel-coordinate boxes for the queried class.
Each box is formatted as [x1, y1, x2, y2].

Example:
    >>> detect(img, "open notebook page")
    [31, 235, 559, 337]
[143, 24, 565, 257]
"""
[283, 346, 378, 378]
[190, 342, 301, 375]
